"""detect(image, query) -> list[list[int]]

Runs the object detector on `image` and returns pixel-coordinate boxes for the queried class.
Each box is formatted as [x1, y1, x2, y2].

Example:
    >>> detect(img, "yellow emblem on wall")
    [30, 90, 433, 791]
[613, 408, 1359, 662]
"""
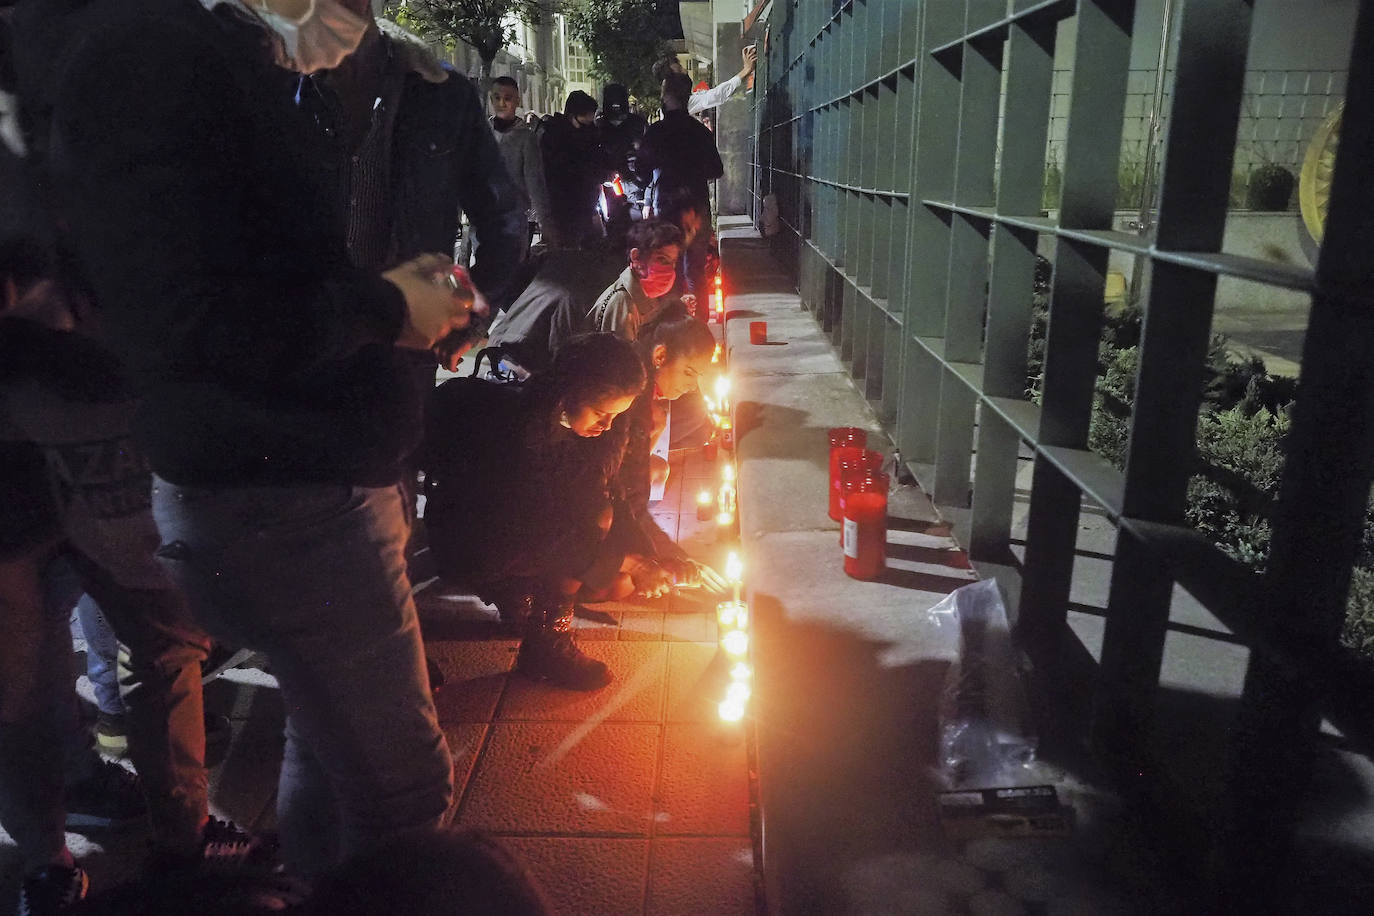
[1299, 102, 1342, 243]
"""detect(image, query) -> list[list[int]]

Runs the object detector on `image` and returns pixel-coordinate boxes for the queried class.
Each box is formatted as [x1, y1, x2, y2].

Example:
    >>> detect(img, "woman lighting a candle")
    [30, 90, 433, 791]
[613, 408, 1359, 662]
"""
[419, 334, 646, 690]
[614, 305, 729, 598]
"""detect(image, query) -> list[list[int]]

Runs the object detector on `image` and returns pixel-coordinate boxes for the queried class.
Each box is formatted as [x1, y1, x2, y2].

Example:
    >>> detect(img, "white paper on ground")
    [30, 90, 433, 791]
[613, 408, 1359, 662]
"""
[649, 401, 671, 502]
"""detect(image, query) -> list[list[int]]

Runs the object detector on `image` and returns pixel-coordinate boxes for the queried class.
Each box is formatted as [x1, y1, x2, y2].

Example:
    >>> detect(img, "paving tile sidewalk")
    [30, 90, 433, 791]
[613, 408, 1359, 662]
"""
[0, 447, 759, 916]
[416, 444, 759, 916]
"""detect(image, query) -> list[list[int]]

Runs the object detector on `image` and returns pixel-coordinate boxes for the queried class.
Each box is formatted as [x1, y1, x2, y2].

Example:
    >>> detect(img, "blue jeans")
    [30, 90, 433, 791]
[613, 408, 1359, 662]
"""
[73, 594, 125, 718]
[151, 479, 453, 877]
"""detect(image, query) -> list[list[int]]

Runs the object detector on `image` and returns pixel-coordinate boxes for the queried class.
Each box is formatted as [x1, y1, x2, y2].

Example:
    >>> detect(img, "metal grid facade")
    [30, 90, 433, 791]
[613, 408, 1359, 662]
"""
[749, 0, 1374, 903]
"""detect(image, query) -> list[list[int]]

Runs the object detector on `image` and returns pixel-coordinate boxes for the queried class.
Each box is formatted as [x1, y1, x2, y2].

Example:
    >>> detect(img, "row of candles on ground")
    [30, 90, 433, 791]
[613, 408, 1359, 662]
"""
[829, 427, 889, 581]
[699, 367, 736, 530]
[715, 551, 752, 723]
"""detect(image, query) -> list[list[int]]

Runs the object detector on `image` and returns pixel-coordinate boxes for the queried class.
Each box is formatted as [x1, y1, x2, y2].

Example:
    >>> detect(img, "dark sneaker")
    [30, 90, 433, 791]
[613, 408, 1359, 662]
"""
[150, 816, 274, 876]
[19, 864, 88, 916]
[64, 758, 145, 829]
[95, 711, 128, 758]
[199, 817, 270, 871]
[516, 628, 612, 691]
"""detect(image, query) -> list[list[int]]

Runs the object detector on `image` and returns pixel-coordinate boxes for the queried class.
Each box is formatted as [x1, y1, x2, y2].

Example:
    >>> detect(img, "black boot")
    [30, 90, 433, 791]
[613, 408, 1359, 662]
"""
[515, 598, 612, 691]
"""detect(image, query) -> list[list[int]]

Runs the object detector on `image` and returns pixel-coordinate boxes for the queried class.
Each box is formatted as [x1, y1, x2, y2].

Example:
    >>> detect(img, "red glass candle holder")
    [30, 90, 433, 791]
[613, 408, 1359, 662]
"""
[838, 450, 885, 544]
[843, 471, 889, 580]
[827, 427, 867, 520]
[703, 437, 718, 461]
[749, 321, 768, 344]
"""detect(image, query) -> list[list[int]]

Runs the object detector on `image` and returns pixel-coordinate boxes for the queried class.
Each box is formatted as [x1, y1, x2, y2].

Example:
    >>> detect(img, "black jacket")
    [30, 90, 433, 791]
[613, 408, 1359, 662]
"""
[28, 0, 419, 487]
[420, 376, 631, 586]
[293, 48, 527, 304]
[637, 109, 724, 212]
[540, 114, 611, 223]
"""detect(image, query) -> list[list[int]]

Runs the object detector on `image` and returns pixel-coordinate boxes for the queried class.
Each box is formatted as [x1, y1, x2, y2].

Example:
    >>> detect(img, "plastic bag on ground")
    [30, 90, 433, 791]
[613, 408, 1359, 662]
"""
[929, 578, 1037, 788]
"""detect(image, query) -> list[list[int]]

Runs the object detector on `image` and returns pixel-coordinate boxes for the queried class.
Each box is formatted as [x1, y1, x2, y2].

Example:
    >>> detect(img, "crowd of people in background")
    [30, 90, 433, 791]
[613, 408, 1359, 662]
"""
[0, 0, 754, 913]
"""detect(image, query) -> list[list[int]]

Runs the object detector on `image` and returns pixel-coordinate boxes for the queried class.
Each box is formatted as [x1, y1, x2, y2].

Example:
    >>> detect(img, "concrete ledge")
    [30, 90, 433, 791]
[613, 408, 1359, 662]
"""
[720, 229, 1182, 916]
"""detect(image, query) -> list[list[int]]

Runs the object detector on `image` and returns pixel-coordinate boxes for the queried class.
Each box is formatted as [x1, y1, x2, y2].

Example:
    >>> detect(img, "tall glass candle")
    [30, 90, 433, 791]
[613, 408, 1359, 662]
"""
[827, 427, 867, 520]
[838, 450, 885, 544]
[843, 471, 889, 580]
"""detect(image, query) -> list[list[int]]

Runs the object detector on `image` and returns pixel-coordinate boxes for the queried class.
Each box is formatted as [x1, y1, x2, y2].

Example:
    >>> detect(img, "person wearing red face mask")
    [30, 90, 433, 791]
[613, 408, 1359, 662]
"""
[586, 219, 684, 341]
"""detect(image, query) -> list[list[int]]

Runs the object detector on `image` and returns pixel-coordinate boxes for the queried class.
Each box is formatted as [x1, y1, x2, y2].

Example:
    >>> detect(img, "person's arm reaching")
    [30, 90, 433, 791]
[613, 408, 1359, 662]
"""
[686, 45, 756, 115]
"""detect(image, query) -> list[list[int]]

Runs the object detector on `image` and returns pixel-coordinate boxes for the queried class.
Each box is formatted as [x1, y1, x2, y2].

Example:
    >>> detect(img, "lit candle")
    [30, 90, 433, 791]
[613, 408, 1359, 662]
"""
[721, 629, 749, 658]
[717, 601, 742, 628]
[729, 662, 752, 681]
[696, 488, 714, 521]
[722, 464, 735, 483]
[716, 511, 733, 526]
[726, 551, 743, 606]
[718, 698, 745, 722]
[714, 376, 731, 413]
[717, 482, 736, 519]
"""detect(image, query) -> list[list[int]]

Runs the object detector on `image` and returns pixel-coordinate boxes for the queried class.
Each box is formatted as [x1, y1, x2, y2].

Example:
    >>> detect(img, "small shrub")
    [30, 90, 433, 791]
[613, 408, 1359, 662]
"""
[1244, 163, 1296, 211]
[1343, 567, 1374, 657]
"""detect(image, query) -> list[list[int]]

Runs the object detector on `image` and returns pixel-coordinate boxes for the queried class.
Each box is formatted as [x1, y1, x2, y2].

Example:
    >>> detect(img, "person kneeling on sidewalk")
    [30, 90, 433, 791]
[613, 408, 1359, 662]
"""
[420, 334, 646, 690]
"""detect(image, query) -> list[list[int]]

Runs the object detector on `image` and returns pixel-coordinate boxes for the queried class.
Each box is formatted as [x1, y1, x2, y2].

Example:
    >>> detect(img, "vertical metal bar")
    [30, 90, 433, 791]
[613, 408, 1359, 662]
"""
[945, 37, 1001, 363]
[901, 344, 944, 464]
[974, 17, 1052, 562]
[1019, 0, 1135, 647]
[1093, 0, 1253, 773]
[933, 370, 978, 506]
[1126, 0, 1177, 305]
[1216, 2, 1374, 906]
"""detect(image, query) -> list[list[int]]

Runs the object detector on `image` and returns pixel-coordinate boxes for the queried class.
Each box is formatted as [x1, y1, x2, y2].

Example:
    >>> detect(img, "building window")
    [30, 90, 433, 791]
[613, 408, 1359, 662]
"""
[566, 41, 590, 85]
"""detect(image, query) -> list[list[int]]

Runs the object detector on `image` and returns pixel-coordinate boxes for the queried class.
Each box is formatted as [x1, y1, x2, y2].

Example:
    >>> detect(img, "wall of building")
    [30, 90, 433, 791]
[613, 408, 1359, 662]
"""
[1046, 0, 1357, 185]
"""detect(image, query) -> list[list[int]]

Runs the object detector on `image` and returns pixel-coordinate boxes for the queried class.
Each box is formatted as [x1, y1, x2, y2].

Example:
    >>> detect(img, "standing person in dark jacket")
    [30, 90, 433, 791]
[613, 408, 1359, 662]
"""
[25, 0, 474, 882]
[299, 13, 528, 364]
[296, 7, 527, 567]
[421, 334, 647, 690]
[489, 75, 551, 255]
[541, 90, 609, 249]
[638, 72, 724, 296]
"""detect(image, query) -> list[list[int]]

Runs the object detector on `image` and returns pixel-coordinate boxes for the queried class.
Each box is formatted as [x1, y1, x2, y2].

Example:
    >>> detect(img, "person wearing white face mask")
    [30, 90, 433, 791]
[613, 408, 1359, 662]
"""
[13, 0, 472, 891]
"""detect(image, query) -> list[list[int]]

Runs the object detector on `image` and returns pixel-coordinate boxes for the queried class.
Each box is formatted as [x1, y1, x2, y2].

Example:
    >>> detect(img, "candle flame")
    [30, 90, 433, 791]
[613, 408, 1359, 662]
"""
[730, 662, 752, 681]
[722, 629, 749, 658]
[725, 551, 743, 583]
[716, 511, 733, 526]
[697, 489, 713, 505]
[722, 464, 736, 483]
[718, 698, 746, 722]
[714, 376, 731, 402]
[717, 601, 742, 627]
